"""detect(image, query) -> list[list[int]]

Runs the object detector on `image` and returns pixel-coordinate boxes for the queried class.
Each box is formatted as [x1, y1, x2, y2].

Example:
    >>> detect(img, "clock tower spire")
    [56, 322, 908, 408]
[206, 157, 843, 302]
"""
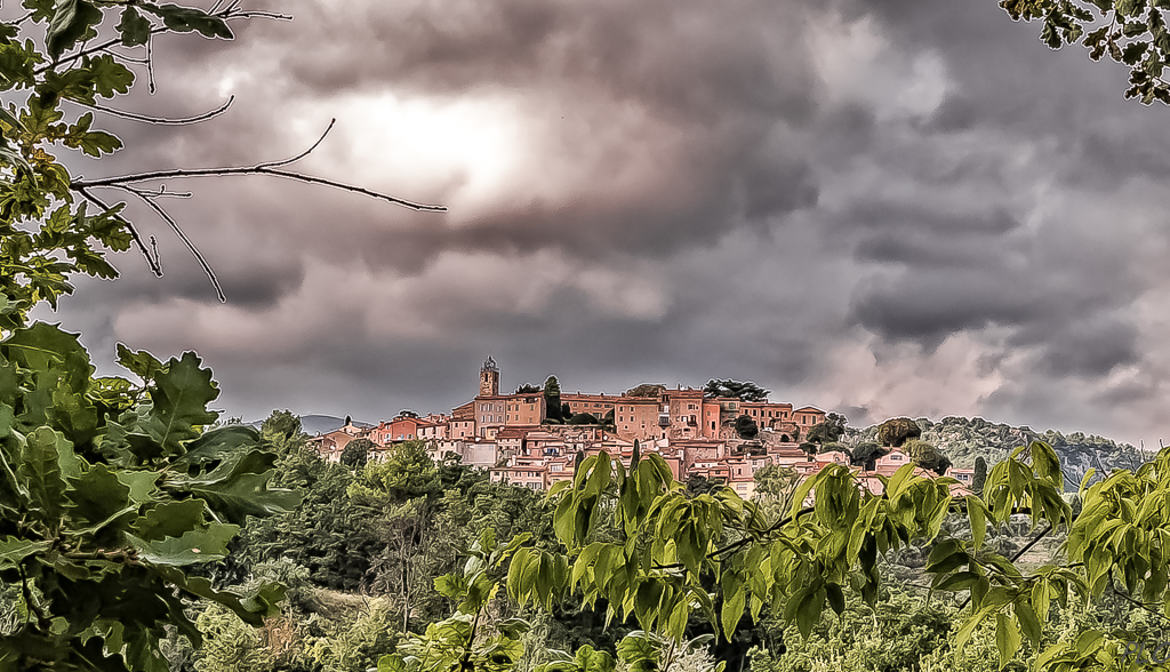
[479, 356, 500, 397]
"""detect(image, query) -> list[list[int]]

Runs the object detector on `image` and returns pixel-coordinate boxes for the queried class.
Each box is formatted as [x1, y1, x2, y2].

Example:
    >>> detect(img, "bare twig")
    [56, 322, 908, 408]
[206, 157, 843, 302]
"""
[256, 118, 335, 169]
[144, 36, 157, 94]
[113, 185, 225, 302]
[959, 522, 1053, 610]
[651, 506, 816, 571]
[70, 118, 443, 299]
[74, 186, 162, 276]
[73, 154, 446, 211]
[125, 184, 193, 199]
[1111, 584, 1170, 625]
[71, 95, 235, 126]
[106, 50, 149, 65]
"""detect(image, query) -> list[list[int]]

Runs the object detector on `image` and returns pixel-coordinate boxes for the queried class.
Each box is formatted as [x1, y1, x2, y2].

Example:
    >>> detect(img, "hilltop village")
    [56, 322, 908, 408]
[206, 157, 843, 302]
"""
[309, 358, 975, 498]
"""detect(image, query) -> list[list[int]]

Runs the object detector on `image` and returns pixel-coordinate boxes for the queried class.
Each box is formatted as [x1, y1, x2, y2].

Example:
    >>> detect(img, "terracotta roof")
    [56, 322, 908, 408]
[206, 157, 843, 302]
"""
[561, 394, 618, 402]
[495, 428, 531, 439]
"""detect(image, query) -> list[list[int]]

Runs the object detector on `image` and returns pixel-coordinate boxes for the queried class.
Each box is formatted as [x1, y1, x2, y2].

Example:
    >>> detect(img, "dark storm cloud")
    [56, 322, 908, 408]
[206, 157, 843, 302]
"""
[73, 0, 834, 271]
[921, 94, 978, 133]
[273, 1, 820, 122]
[1011, 313, 1140, 378]
[40, 0, 1170, 445]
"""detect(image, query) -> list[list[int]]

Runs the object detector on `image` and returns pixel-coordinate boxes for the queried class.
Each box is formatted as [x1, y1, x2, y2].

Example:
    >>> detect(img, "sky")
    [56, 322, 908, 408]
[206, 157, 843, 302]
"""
[34, 0, 1170, 445]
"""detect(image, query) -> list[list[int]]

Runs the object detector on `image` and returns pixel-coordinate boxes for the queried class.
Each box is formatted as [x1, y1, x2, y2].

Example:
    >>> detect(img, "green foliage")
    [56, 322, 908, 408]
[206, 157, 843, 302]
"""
[231, 440, 381, 591]
[703, 380, 769, 402]
[354, 440, 440, 502]
[503, 438, 1170, 671]
[188, 605, 278, 672]
[803, 425, 835, 446]
[544, 377, 562, 398]
[749, 589, 955, 672]
[260, 410, 302, 444]
[0, 320, 298, 670]
[568, 413, 600, 426]
[177, 422, 1170, 672]
[0, 3, 315, 662]
[305, 600, 400, 672]
[378, 530, 532, 672]
[542, 377, 563, 423]
[752, 465, 800, 523]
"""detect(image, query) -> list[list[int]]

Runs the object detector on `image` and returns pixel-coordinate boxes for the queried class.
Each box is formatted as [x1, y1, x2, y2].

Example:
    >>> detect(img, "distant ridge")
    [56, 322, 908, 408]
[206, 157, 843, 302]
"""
[849, 415, 1146, 487]
[247, 414, 373, 436]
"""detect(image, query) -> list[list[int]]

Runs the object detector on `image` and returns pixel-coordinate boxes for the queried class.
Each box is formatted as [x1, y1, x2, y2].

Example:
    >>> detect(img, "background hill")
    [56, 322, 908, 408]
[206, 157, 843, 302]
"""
[848, 416, 1149, 486]
[247, 414, 372, 436]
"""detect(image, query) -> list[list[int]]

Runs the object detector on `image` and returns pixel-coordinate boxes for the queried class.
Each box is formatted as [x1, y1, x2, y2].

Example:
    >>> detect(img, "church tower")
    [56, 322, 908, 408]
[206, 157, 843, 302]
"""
[479, 356, 500, 397]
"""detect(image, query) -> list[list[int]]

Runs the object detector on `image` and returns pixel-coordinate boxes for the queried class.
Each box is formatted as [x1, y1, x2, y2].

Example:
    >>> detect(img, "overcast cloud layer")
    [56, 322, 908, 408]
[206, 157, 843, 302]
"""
[32, 0, 1170, 445]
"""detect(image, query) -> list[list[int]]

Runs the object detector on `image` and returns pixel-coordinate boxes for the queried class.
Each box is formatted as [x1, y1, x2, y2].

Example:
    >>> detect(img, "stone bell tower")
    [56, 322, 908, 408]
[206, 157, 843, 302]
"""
[479, 356, 500, 397]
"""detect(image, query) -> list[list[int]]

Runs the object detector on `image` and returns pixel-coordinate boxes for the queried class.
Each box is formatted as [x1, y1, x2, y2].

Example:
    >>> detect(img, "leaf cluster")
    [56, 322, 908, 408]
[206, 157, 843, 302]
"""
[0, 318, 299, 670]
[1001, 0, 1170, 104]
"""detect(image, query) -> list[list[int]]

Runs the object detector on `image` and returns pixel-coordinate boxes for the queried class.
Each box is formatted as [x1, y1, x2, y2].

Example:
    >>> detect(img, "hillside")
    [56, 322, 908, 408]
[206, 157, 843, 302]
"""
[848, 416, 1148, 486]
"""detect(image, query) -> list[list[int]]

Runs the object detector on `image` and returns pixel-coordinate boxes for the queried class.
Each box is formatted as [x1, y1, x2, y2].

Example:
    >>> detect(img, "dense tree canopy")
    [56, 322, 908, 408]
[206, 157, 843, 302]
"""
[850, 441, 886, 470]
[625, 384, 666, 398]
[735, 414, 759, 440]
[903, 439, 953, 477]
[877, 417, 924, 448]
[804, 414, 847, 447]
[340, 438, 374, 468]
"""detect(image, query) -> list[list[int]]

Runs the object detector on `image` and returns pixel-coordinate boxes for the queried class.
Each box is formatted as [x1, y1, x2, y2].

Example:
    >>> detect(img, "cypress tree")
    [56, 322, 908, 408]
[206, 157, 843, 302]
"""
[973, 456, 988, 495]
